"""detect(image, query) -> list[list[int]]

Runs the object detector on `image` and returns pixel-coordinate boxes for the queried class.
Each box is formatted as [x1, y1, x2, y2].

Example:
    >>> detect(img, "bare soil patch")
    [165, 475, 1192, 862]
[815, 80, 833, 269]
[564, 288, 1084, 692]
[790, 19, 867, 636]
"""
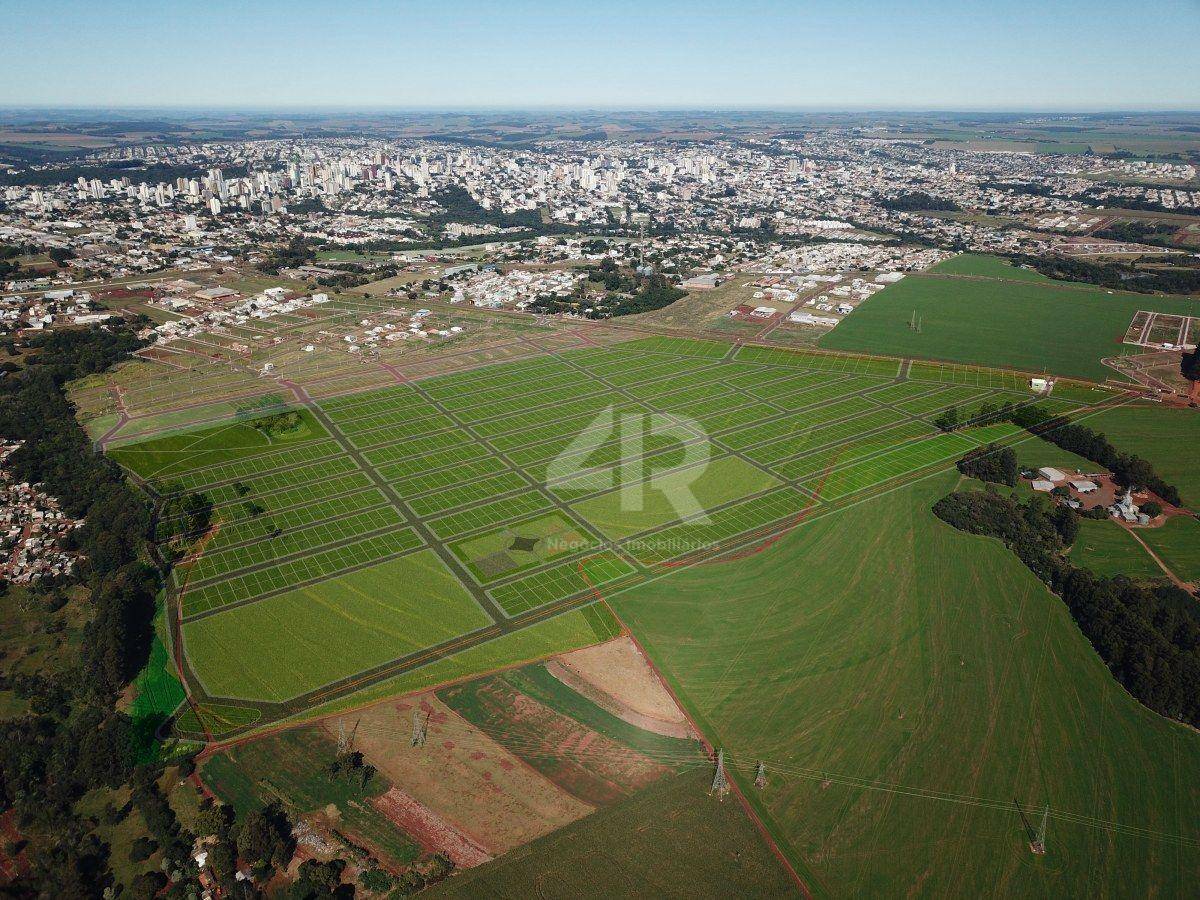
[549, 636, 692, 739]
[325, 695, 590, 855]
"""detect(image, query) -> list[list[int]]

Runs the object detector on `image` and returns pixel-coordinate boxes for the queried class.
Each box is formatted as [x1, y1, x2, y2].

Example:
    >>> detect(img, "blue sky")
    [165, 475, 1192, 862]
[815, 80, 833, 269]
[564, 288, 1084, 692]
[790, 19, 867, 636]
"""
[1, 0, 1198, 109]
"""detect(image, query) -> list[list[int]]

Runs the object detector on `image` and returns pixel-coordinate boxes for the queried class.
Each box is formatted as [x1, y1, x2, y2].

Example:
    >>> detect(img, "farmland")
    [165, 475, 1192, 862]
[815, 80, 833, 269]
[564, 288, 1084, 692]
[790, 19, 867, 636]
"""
[609, 473, 1200, 896]
[105, 334, 1119, 738]
[1069, 518, 1163, 580]
[820, 260, 1199, 381]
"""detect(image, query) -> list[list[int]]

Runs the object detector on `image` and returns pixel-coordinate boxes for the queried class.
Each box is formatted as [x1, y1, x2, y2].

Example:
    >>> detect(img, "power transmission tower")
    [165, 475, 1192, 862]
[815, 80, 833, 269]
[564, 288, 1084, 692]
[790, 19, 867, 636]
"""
[710, 749, 729, 799]
[336, 722, 348, 755]
[754, 761, 767, 790]
[411, 709, 428, 748]
[1031, 805, 1049, 855]
[909, 310, 917, 331]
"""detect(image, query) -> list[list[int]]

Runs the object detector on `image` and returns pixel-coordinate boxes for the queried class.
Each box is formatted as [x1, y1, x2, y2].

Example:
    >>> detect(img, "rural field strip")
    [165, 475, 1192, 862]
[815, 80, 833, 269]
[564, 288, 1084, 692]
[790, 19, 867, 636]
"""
[165, 439, 348, 491]
[198, 457, 362, 505]
[200, 488, 389, 555]
[184, 505, 407, 586]
[182, 527, 424, 618]
[191, 472, 373, 526]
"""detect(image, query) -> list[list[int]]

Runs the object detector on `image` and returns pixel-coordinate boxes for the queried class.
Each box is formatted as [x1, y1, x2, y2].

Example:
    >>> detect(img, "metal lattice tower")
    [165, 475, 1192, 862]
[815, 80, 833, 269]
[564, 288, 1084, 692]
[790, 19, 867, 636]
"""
[1032, 805, 1049, 855]
[754, 761, 767, 790]
[411, 709, 428, 747]
[710, 749, 730, 799]
[336, 722, 348, 754]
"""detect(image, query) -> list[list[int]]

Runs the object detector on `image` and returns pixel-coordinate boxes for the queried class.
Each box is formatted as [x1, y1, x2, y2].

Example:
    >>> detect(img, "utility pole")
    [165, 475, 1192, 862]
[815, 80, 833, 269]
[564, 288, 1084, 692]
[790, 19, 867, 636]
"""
[710, 749, 729, 799]
[411, 709, 428, 747]
[1031, 805, 1049, 855]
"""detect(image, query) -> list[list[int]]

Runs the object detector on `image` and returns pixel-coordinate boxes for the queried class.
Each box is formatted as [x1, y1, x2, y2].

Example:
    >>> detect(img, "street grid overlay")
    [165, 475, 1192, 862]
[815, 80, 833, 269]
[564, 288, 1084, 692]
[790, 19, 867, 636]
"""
[107, 334, 1113, 738]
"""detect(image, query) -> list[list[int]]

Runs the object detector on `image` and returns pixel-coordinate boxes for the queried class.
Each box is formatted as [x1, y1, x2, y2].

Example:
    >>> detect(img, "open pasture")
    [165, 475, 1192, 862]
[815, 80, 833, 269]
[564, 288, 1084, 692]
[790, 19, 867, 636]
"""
[821, 267, 1199, 381]
[611, 473, 1200, 896]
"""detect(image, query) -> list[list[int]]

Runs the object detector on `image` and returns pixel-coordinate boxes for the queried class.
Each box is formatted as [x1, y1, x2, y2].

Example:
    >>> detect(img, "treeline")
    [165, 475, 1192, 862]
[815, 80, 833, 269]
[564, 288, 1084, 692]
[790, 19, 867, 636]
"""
[935, 398, 1183, 507]
[878, 191, 961, 211]
[933, 489, 1200, 727]
[0, 324, 172, 893]
[1012, 253, 1200, 295]
[1092, 220, 1180, 248]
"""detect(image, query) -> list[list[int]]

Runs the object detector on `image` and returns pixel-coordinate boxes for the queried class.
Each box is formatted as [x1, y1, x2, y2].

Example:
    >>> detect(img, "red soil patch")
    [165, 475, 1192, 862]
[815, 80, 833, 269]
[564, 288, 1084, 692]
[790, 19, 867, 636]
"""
[371, 788, 492, 869]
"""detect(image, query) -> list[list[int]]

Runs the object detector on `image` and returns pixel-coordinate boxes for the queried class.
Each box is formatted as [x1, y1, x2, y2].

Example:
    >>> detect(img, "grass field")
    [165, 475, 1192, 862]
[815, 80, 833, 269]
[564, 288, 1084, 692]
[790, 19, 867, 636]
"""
[428, 769, 800, 898]
[1136, 516, 1200, 583]
[183, 550, 490, 702]
[930, 253, 1052, 282]
[1087, 403, 1200, 506]
[1069, 518, 1164, 580]
[609, 473, 1200, 896]
[820, 269, 1199, 381]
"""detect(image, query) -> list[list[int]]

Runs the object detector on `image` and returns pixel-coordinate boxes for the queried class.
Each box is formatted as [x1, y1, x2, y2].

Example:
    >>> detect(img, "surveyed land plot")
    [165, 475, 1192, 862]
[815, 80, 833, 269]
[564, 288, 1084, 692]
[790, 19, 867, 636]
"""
[427, 491, 554, 540]
[571, 455, 781, 541]
[802, 430, 979, 500]
[201, 487, 388, 554]
[183, 550, 491, 703]
[200, 456, 362, 505]
[735, 344, 901, 377]
[626, 487, 813, 565]
[742, 406, 910, 468]
[489, 551, 638, 616]
[182, 528, 422, 617]
[449, 511, 598, 584]
[775, 419, 940, 481]
[184, 505, 407, 585]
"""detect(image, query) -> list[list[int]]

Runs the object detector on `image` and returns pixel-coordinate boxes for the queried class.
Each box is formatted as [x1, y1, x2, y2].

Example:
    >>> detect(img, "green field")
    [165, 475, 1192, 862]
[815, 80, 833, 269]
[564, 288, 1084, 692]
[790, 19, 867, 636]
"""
[1069, 518, 1163, 580]
[183, 550, 489, 702]
[609, 473, 1200, 896]
[429, 769, 800, 899]
[820, 270, 1199, 381]
[930, 253, 1052, 282]
[1137, 516, 1200, 583]
[109, 407, 326, 481]
[1087, 403, 1200, 506]
[105, 334, 1124, 739]
[570, 455, 779, 540]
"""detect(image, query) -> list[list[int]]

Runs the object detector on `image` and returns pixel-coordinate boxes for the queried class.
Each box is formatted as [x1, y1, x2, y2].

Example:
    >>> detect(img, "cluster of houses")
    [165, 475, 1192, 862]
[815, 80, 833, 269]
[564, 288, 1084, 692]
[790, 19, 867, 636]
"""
[149, 284, 332, 345]
[0, 288, 113, 334]
[449, 266, 585, 309]
[0, 442, 83, 584]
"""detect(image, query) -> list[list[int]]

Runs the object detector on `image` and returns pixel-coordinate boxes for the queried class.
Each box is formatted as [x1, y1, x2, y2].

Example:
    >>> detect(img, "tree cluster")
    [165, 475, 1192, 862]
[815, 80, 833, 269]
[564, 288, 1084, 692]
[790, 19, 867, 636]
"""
[878, 191, 961, 211]
[933, 489, 1200, 727]
[955, 443, 1018, 486]
[1012, 253, 1200, 295]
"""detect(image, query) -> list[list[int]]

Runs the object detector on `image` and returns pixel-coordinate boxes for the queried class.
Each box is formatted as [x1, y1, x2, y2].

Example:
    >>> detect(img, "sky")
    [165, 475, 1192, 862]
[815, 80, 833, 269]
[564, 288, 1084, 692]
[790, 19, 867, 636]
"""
[1, 0, 1198, 110]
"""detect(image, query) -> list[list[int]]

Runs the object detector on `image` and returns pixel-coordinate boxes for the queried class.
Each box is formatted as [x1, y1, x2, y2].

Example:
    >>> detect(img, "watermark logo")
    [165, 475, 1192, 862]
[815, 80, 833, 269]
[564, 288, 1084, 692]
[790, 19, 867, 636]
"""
[546, 405, 711, 522]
